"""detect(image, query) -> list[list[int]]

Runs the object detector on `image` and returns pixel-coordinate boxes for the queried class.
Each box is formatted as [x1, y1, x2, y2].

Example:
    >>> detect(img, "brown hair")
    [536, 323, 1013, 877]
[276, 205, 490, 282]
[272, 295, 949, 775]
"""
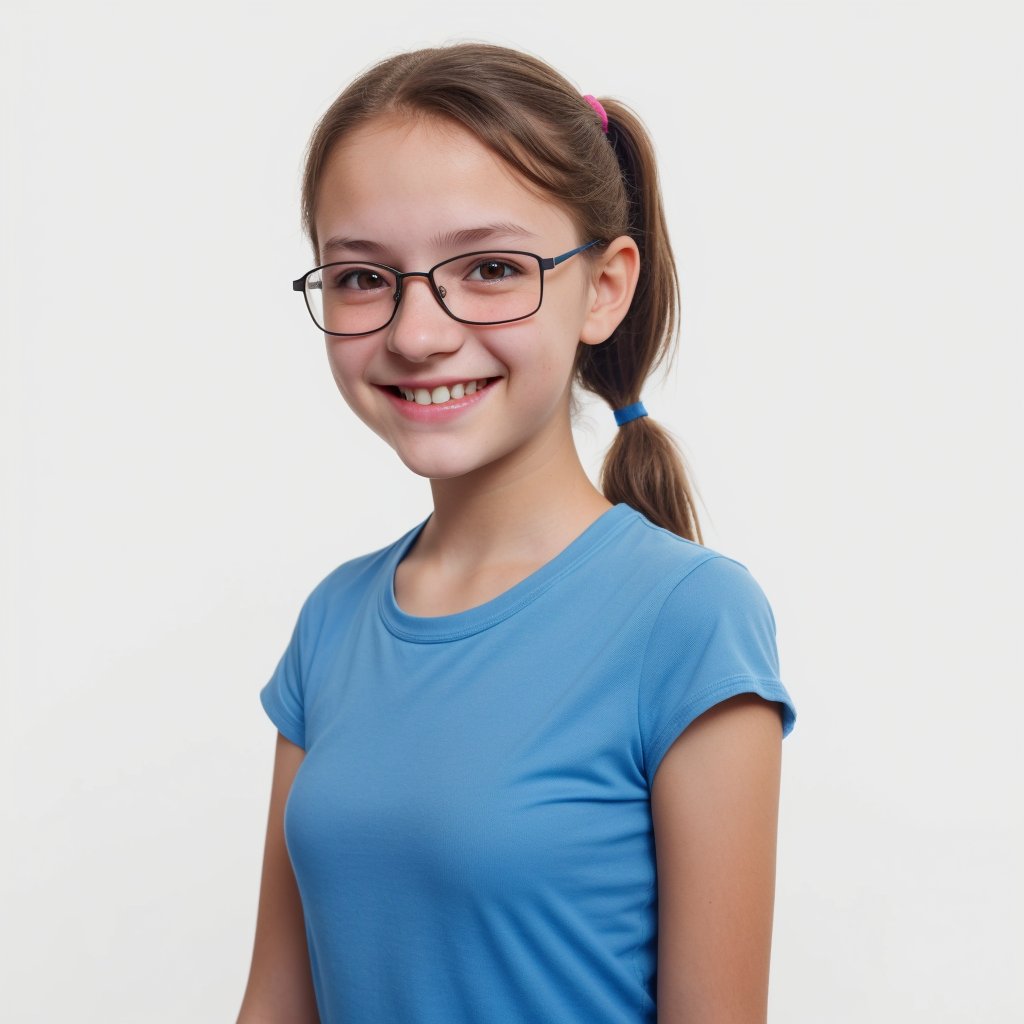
[299, 42, 703, 543]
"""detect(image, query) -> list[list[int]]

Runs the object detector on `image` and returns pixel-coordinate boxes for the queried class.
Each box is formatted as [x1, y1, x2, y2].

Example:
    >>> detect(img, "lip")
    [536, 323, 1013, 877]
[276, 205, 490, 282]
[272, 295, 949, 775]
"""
[376, 378, 500, 422]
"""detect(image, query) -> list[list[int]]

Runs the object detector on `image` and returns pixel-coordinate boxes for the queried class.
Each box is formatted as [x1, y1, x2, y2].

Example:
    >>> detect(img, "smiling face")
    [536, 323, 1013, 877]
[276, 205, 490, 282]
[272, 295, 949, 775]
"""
[311, 113, 599, 482]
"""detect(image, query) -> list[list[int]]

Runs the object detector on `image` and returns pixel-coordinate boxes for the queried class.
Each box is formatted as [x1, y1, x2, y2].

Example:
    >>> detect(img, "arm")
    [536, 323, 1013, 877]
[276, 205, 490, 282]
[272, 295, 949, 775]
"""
[650, 693, 784, 1024]
[236, 732, 320, 1024]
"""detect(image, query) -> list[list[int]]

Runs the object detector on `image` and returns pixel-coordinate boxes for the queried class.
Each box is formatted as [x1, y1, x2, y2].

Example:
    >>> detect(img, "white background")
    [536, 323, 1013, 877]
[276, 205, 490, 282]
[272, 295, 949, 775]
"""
[3, 1, 1021, 1020]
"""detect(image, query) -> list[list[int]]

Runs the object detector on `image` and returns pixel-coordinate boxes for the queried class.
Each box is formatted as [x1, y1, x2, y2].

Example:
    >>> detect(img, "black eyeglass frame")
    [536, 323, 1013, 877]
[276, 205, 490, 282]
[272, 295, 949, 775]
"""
[291, 239, 604, 337]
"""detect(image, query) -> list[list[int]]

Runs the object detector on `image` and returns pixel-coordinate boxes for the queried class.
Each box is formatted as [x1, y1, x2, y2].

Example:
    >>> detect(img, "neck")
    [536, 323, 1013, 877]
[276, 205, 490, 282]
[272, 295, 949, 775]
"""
[415, 417, 613, 571]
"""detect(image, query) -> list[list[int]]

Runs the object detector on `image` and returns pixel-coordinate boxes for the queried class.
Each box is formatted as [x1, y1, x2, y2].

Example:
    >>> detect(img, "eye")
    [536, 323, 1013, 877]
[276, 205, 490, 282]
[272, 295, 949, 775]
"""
[466, 259, 520, 282]
[333, 268, 389, 291]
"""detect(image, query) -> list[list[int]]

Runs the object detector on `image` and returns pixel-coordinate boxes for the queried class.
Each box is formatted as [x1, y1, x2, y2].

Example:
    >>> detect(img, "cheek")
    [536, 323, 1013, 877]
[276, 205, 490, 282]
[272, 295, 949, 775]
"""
[491, 310, 585, 380]
[325, 340, 370, 401]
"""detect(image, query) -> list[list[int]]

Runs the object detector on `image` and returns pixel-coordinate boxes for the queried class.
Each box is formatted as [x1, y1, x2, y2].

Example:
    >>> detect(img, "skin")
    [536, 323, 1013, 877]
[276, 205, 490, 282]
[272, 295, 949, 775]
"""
[237, 113, 784, 1023]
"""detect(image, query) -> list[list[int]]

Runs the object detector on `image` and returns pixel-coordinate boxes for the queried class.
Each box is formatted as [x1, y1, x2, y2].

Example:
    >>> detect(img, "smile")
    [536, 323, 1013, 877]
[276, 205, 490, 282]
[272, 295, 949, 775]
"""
[380, 376, 500, 422]
[390, 378, 498, 405]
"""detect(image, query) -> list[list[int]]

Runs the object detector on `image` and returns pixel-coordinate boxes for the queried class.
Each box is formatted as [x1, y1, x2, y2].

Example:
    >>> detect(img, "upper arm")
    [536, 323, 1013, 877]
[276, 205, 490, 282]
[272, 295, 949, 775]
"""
[237, 732, 320, 1024]
[650, 693, 784, 1024]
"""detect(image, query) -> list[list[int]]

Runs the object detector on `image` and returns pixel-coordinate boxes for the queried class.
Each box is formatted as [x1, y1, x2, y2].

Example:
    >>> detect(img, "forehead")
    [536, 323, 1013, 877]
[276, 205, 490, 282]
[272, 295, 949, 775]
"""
[313, 114, 577, 258]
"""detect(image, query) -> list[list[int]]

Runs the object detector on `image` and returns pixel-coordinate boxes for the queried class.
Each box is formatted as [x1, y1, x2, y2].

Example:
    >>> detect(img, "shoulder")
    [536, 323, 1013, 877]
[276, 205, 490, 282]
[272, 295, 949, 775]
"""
[623, 509, 784, 699]
[615, 506, 767, 608]
[640, 532, 779, 674]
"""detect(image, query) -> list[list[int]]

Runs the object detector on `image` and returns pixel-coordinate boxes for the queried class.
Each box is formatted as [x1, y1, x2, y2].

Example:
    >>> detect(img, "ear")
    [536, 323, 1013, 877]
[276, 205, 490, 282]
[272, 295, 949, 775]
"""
[579, 235, 641, 346]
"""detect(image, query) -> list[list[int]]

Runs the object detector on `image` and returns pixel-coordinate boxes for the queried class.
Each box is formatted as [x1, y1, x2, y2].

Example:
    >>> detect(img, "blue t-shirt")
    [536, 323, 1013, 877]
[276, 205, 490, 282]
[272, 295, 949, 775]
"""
[260, 502, 797, 1023]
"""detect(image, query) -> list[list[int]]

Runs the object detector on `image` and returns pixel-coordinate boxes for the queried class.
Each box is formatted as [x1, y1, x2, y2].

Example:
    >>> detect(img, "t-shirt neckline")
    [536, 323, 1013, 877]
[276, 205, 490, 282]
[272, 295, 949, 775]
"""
[378, 502, 637, 643]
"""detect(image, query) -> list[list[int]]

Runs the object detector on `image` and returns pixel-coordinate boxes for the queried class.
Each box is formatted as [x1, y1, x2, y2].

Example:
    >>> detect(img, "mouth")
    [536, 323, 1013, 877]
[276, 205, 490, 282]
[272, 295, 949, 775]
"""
[386, 377, 501, 406]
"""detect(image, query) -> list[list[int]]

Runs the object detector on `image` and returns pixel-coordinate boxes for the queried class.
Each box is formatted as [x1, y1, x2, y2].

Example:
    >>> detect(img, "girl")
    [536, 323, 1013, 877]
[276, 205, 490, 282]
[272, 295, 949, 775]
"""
[238, 42, 797, 1024]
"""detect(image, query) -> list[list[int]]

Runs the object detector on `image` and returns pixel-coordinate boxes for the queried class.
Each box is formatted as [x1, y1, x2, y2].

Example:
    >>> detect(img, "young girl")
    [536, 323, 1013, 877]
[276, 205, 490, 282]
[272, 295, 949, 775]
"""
[238, 42, 797, 1024]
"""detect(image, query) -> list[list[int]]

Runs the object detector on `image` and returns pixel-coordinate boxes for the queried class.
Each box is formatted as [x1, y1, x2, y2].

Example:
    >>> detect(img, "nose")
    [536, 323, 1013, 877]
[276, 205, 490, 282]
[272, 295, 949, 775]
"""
[385, 273, 464, 363]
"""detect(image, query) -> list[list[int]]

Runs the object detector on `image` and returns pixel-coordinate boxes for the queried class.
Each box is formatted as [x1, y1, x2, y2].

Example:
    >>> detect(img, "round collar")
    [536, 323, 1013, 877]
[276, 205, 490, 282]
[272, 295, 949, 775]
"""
[378, 503, 637, 643]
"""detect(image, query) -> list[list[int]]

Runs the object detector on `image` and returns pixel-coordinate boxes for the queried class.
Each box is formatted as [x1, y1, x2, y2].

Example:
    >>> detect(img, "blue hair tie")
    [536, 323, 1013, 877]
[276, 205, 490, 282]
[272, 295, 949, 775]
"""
[613, 401, 648, 427]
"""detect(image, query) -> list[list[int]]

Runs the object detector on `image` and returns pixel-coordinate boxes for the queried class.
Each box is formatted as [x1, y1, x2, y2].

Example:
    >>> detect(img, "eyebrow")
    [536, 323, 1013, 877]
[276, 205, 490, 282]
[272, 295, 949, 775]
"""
[320, 222, 538, 261]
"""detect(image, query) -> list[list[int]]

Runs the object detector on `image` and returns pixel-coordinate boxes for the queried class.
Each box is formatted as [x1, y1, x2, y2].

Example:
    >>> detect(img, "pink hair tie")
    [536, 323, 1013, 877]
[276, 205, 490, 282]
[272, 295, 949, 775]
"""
[582, 94, 609, 134]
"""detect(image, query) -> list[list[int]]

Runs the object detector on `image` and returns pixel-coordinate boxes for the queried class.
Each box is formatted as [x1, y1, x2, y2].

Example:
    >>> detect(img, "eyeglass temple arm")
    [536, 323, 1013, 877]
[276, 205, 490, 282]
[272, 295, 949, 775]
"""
[540, 239, 602, 271]
[293, 276, 322, 291]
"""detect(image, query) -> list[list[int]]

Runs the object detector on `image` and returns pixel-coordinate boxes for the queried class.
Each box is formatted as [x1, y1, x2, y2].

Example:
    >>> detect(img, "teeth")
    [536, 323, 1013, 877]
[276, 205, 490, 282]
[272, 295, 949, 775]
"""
[397, 378, 492, 404]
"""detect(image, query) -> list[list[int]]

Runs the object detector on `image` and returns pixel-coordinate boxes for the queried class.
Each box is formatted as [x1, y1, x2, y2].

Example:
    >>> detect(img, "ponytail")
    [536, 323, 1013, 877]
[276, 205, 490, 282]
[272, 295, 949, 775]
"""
[573, 100, 704, 543]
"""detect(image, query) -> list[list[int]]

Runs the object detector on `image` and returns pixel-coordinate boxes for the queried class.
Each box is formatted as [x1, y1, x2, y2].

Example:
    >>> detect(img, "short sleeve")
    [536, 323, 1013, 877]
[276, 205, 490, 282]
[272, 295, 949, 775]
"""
[638, 555, 797, 785]
[259, 594, 317, 750]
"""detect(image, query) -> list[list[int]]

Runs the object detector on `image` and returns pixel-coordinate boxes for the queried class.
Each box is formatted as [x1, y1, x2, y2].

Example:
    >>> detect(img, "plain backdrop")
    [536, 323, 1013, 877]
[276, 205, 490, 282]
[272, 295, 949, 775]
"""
[3, 1, 1021, 1020]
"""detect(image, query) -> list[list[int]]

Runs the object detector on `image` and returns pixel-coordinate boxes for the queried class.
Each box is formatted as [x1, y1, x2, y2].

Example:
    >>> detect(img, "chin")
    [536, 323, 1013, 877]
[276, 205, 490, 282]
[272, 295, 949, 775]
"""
[396, 455, 477, 481]
[391, 441, 499, 482]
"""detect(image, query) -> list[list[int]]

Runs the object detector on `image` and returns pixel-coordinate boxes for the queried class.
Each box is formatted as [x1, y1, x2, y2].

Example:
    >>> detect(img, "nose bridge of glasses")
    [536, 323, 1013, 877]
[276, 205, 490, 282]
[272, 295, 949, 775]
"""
[394, 268, 447, 308]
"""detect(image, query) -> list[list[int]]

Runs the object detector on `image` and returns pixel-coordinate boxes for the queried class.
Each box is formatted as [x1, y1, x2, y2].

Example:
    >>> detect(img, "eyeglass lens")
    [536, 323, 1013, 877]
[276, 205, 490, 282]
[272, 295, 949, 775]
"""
[304, 252, 542, 334]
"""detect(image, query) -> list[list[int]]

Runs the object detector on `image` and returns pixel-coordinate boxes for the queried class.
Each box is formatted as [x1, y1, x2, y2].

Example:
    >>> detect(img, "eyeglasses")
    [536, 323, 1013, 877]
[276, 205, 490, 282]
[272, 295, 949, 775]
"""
[292, 240, 602, 336]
